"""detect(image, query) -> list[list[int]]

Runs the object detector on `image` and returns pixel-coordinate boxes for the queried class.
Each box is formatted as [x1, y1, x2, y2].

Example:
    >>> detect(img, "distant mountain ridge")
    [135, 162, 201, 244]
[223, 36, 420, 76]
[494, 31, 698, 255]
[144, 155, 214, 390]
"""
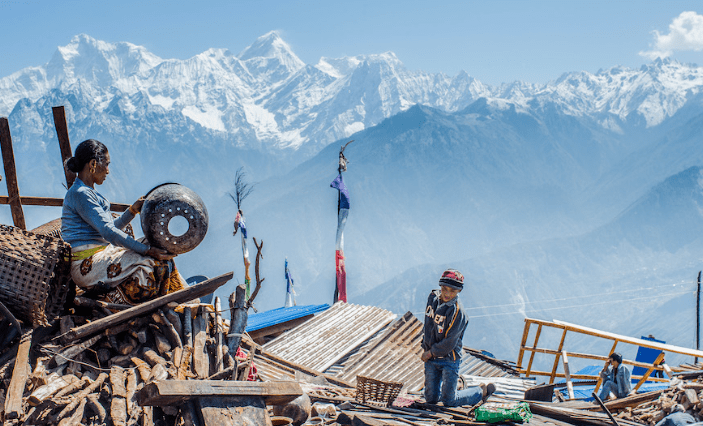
[1, 33, 702, 161]
[2, 33, 703, 364]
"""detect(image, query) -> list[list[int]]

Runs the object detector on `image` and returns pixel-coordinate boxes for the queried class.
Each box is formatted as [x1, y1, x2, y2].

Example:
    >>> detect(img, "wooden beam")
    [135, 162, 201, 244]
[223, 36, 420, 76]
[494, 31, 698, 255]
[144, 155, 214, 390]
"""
[193, 306, 210, 379]
[63, 272, 233, 342]
[137, 380, 303, 407]
[0, 196, 128, 211]
[549, 329, 568, 384]
[4, 329, 33, 419]
[632, 352, 665, 392]
[525, 324, 542, 378]
[519, 347, 666, 372]
[517, 369, 668, 383]
[51, 106, 75, 189]
[562, 350, 574, 400]
[553, 319, 703, 358]
[251, 347, 355, 389]
[198, 396, 270, 426]
[516, 319, 532, 369]
[0, 117, 26, 229]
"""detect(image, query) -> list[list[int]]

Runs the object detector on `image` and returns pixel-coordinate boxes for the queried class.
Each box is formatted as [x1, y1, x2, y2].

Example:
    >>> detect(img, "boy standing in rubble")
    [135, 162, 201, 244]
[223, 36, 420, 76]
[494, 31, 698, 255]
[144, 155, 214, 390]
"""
[421, 269, 495, 406]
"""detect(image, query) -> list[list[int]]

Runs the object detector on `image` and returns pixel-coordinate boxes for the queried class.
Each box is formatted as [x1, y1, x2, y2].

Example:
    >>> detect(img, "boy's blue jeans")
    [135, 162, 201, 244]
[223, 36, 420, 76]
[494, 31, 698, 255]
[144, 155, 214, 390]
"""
[424, 357, 483, 407]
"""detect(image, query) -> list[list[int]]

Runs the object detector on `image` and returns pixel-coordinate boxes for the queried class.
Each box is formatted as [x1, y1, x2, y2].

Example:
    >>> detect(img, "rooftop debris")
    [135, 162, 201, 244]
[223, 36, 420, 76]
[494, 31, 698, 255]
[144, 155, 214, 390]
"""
[3, 111, 703, 424]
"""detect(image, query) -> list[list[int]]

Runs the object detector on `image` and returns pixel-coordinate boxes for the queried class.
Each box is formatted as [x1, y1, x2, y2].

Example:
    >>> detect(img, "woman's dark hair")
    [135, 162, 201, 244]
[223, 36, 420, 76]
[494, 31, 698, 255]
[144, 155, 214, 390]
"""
[64, 139, 108, 173]
[609, 352, 623, 364]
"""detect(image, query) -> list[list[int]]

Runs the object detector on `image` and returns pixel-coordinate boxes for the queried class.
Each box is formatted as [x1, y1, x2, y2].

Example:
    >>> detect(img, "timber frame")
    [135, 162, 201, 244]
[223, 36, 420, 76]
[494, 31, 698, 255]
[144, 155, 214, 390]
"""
[517, 318, 703, 397]
[0, 107, 128, 231]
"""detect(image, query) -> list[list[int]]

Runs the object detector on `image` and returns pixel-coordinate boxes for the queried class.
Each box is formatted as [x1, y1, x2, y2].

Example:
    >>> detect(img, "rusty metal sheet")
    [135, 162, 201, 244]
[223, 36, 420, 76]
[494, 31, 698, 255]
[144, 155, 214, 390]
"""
[263, 302, 397, 373]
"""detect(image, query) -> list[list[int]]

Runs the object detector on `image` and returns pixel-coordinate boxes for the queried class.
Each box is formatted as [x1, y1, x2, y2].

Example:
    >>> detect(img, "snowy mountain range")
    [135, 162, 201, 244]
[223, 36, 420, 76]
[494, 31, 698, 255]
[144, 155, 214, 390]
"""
[2, 32, 703, 367]
[2, 32, 702, 161]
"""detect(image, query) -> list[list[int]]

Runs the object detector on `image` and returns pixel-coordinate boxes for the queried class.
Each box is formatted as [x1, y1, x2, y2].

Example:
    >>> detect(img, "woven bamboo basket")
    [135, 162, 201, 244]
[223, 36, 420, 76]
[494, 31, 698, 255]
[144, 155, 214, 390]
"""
[0, 224, 71, 326]
[355, 375, 404, 407]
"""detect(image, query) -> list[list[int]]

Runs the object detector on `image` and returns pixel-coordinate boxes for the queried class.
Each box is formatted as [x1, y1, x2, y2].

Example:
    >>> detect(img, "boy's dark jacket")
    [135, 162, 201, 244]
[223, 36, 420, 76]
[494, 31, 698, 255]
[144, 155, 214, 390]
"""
[422, 289, 469, 362]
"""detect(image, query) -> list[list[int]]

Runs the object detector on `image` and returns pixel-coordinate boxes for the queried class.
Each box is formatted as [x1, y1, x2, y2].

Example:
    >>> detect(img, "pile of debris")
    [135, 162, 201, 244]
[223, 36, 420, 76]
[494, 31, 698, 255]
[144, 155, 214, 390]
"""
[612, 378, 703, 425]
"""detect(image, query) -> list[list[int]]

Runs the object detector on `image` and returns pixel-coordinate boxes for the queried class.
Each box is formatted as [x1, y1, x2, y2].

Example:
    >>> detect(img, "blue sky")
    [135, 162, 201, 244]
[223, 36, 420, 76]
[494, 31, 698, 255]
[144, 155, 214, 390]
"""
[1, 0, 703, 86]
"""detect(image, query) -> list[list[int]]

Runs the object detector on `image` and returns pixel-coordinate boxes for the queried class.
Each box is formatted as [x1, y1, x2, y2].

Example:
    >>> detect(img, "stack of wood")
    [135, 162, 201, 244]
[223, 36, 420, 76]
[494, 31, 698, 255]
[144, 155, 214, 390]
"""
[612, 380, 703, 425]
[0, 273, 266, 425]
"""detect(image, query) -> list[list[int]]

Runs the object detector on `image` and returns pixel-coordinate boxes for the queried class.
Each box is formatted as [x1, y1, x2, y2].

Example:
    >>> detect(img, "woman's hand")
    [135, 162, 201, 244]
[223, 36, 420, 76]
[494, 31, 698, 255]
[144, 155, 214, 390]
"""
[421, 350, 433, 362]
[129, 196, 146, 215]
[146, 246, 176, 261]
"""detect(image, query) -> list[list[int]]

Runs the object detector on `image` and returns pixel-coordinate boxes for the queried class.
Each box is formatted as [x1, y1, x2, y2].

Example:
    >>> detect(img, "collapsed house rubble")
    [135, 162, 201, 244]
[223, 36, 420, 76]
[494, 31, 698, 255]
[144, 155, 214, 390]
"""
[4, 110, 703, 425]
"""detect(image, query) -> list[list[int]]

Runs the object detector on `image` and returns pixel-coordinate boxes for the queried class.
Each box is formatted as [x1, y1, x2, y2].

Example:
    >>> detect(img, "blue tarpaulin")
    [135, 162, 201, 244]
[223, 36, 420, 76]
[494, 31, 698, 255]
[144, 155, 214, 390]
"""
[245, 304, 330, 332]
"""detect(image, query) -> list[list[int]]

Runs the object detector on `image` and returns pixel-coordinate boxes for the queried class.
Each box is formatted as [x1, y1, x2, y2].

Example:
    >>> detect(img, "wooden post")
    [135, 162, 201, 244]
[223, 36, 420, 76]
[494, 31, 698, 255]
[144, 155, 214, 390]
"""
[633, 352, 665, 392]
[193, 306, 210, 379]
[51, 106, 75, 188]
[4, 329, 32, 419]
[214, 296, 224, 373]
[549, 328, 568, 384]
[0, 117, 26, 229]
[697, 271, 701, 364]
[562, 350, 574, 400]
[525, 324, 542, 378]
[227, 284, 248, 379]
[516, 319, 532, 369]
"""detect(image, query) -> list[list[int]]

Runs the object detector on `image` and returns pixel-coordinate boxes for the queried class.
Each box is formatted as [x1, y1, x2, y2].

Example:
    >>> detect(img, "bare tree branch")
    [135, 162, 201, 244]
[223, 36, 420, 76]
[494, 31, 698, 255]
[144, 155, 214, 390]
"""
[227, 167, 256, 210]
[247, 237, 264, 308]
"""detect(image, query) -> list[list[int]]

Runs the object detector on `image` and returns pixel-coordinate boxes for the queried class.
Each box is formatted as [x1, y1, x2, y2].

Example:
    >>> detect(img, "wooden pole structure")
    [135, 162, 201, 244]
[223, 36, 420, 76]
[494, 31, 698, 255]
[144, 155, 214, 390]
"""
[0, 117, 26, 229]
[549, 329, 567, 384]
[525, 324, 542, 378]
[0, 196, 128, 210]
[562, 350, 575, 400]
[633, 352, 665, 392]
[697, 271, 701, 364]
[51, 106, 75, 188]
[4, 329, 33, 420]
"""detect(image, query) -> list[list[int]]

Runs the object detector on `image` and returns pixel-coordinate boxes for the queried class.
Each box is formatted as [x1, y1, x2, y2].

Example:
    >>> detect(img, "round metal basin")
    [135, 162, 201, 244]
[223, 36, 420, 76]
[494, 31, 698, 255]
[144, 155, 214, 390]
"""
[140, 183, 208, 254]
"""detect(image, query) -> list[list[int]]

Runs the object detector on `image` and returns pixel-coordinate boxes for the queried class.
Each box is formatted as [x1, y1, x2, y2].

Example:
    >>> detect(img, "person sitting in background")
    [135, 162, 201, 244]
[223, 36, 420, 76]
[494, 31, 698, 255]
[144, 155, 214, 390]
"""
[61, 139, 185, 305]
[598, 352, 632, 400]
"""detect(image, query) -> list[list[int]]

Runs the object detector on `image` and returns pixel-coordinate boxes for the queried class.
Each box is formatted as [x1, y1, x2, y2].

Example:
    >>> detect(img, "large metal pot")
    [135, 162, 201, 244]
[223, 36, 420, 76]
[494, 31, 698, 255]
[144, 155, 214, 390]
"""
[140, 183, 208, 254]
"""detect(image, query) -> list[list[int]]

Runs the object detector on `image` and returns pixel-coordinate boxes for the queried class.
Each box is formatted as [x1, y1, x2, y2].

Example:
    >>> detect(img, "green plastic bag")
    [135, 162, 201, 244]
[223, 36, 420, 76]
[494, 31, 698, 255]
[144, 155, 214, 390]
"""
[475, 401, 533, 423]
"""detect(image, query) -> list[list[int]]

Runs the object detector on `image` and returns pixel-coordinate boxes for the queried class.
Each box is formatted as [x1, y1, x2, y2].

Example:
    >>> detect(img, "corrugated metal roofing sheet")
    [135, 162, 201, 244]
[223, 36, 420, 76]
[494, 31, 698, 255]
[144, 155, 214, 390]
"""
[246, 304, 330, 332]
[332, 311, 426, 392]
[461, 375, 537, 402]
[263, 302, 397, 373]
[459, 349, 520, 378]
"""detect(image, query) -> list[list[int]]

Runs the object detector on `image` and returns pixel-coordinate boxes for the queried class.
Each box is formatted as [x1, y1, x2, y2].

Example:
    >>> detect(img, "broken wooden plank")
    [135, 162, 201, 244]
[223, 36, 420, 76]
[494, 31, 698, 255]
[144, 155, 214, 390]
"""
[52, 334, 103, 367]
[193, 305, 210, 379]
[28, 372, 78, 406]
[214, 296, 224, 373]
[3, 329, 32, 419]
[137, 380, 303, 407]
[198, 396, 270, 426]
[63, 272, 233, 342]
[0, 196, 129, 210]
[633, 352, 665, 392]
[0, 117, 26, 229]
[562, 350, 575, 400]
[51, 105, 75, 189]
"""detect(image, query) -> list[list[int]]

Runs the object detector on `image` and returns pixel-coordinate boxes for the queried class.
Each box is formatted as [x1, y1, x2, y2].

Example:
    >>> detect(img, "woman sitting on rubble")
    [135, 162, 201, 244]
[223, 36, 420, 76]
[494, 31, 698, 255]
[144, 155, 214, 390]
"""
[61, 139, 186, 305]
[598, 352, 632, 401]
